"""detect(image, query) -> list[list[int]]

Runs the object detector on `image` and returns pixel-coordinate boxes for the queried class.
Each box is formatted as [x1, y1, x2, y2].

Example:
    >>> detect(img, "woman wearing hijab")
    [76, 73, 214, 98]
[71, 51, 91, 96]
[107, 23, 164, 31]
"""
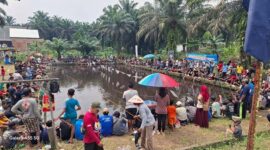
[194, 85, 210, 128]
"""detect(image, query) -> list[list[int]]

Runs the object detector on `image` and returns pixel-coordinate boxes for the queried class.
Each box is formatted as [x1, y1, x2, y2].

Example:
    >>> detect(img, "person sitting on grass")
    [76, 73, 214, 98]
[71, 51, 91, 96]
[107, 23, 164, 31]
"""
[56, 116, 73, 142]
[0, 122, 20, 149]
[75, 115, 84, 140]
[176, 101, 188, 126]
[99, 108, 113, 137]
[211, 96, 221, 118]
[226, 96, 235, 119]
[167, 101, 176, 130]
[226, 116, 242, 139]
[112, 111, 128, 136]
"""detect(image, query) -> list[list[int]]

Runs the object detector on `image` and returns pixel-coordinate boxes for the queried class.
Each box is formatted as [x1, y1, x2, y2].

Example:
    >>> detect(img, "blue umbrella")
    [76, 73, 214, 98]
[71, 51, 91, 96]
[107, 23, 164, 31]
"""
[143, 54, 155, 59]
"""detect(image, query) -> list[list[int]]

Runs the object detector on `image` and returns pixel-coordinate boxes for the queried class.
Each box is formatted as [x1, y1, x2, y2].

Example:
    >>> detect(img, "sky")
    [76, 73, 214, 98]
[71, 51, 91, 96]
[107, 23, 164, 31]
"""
[2, 0, 150, 24]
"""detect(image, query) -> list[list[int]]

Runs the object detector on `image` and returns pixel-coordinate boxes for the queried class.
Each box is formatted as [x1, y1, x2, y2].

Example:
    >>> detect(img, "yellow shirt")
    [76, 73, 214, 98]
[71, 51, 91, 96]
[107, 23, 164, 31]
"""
[237, 66, 243, 74]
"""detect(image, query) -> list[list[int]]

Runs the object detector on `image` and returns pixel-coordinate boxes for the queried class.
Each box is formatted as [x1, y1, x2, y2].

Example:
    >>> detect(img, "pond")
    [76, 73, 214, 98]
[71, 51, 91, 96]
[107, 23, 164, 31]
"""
[48, 65, 232, 116]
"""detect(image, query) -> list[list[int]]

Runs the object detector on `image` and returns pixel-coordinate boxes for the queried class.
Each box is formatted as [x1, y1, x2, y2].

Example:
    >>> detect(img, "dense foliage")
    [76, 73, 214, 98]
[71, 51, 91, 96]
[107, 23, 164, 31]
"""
[2, 0, 249, 61]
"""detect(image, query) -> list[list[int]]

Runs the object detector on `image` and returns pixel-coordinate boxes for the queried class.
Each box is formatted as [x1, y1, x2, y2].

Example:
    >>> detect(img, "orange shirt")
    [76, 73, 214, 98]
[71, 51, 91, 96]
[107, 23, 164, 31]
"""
[167, 105, 176, 118]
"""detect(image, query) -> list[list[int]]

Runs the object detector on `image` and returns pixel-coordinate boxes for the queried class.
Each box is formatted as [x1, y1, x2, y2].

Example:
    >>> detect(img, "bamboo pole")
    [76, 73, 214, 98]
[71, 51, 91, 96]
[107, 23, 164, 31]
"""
[247, 60, 263, 150]
[0, 78, 59, 84]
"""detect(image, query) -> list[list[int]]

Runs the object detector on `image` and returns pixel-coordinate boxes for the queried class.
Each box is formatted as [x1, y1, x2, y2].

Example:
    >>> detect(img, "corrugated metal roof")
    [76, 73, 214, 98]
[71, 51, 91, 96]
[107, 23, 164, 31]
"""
[10, 28, 39, 39]
[0, 26, 11, 41]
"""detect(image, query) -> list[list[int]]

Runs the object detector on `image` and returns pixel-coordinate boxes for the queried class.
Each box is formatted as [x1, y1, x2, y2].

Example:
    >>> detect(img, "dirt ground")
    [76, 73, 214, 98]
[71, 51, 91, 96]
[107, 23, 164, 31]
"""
[56, 109, 270, 150]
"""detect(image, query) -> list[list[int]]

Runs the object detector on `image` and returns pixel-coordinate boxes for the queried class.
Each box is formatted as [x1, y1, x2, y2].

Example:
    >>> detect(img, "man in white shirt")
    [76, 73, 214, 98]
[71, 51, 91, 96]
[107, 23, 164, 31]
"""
[123, 82, 138, 131]
[176, 101, 188, 126]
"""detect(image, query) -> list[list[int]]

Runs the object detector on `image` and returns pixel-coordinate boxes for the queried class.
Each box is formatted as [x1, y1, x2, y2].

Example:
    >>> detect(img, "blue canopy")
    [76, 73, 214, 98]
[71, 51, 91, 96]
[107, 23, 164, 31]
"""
[143, 54, 155, 59]
[244, 0, 270, 63]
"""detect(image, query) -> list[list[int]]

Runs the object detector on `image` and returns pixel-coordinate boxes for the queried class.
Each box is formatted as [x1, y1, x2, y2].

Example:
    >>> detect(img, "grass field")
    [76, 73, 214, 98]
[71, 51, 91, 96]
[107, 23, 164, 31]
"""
[57, 110, 270, 150]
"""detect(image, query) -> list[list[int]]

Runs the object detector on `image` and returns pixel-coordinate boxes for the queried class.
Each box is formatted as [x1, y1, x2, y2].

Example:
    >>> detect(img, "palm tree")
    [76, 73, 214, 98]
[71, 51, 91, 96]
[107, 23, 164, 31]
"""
[137, 0, 187, 52]
[73, 37, 100, 56]
[118, 0, 138, 20]
[97, 5, 136, 54]
[191, 0, 245, 42]
[0, 0, 8, 26]
[45, 38, 69, 60]
[203, 31, 224, 53]
[28, 11, 53, 39]
[5, 16, 16, 26]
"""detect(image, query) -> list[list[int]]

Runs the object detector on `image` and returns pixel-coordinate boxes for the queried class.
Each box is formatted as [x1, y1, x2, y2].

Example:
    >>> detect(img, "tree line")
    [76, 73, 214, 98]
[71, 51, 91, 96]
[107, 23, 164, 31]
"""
[1, 0, 248, 61]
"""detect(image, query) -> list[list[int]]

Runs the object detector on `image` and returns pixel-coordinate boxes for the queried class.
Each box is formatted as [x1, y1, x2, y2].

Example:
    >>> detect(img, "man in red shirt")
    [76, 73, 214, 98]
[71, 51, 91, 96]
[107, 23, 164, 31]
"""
[83, 102, 103, 150]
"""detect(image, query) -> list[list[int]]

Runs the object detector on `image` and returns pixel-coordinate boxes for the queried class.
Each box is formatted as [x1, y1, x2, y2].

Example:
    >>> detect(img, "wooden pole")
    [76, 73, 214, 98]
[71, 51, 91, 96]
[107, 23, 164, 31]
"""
[48, 92, 57, 150]
[247, 60, 263, 150]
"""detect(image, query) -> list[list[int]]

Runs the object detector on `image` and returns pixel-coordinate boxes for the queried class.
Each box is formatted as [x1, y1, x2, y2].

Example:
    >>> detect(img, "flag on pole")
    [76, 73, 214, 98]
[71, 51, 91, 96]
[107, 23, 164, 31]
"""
[244, 0, 270, 63]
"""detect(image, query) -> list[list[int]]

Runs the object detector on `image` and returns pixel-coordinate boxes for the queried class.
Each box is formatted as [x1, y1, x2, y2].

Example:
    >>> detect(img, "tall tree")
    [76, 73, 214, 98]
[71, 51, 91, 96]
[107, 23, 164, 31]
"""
[5, 16, 16, 26]
[0, 0, 8, 26]
[73, 36, 100, 56]
[137, 0, 187, 53]
[97, 5, 136, 54]
[45, 38, 69, 60]
[28, 11, 53, 39]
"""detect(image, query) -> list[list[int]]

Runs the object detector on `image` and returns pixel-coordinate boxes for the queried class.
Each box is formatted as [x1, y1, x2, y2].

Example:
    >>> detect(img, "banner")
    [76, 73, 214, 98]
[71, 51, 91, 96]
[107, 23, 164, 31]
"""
[186, 53, 219, 63]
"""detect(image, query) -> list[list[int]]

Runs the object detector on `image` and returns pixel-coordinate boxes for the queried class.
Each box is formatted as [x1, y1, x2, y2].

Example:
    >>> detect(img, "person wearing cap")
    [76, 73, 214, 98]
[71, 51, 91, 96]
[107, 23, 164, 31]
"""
[129, 95, 155, 150]
[99, 108, 113, 137]
[239, 79, 250, 119]
[83, 102, 103, 150]
[226, 116, 242, 139]
[176, 101, 188, 126]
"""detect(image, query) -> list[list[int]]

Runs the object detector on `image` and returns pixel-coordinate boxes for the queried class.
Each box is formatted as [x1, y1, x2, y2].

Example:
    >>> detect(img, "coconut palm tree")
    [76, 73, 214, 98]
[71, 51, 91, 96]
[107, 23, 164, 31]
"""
[0, 0, 8, 26]
[137, 0, 187, 52]
[5, 16, 16, 26]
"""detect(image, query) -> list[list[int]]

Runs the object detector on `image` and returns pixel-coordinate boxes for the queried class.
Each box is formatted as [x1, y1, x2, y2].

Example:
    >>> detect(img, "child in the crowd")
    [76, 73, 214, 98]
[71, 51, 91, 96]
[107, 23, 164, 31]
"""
[211, 96, 221, 118]
[133, 113, 142, 149]
[226, 116, 242, 139]
[1, 66, 5, 81]
[75, 115, 84, 140]
[40, 120, 51, 144]
[226, 96, 235, 119]
[99, 108, 113, 137]
[167, 101, 176, 130]
[0, 122, 20, 149]
[176, 101, 188, 126]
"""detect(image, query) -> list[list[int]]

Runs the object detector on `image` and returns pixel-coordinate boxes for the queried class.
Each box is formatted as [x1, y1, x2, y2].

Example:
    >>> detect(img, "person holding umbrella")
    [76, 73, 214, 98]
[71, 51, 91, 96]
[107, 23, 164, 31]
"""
[129, 95, 155, 150]
[155, 87, 170, 135]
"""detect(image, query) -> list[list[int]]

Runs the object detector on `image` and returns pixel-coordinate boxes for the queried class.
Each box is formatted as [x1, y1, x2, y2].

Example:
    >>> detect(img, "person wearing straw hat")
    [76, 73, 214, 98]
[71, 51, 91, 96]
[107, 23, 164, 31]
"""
[129, 95, 155, 150]
[226, 116, 242, 139]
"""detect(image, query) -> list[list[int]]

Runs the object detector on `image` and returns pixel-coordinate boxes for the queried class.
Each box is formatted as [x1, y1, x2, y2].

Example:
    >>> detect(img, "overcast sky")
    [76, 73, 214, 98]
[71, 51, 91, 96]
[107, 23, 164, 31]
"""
[2, 0, 150, 24]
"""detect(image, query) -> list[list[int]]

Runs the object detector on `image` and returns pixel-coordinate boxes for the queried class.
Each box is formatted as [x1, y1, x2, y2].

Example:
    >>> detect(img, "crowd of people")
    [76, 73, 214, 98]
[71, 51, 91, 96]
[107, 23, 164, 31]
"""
[125, 57, 257, 86]
[0, 55, 270, 150]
